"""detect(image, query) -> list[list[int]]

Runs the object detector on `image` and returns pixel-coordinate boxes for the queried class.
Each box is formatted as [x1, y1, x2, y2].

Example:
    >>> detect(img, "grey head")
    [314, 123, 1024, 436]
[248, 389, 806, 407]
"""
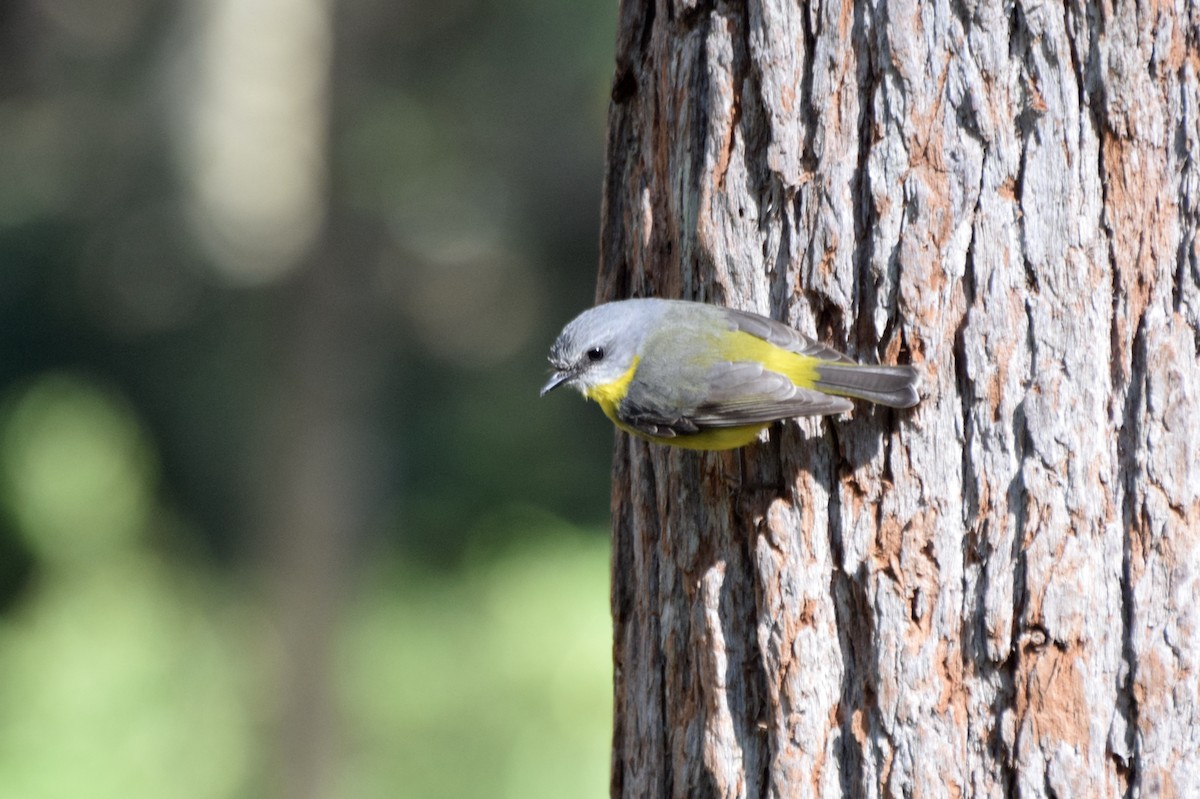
[540, 299, 666, 397]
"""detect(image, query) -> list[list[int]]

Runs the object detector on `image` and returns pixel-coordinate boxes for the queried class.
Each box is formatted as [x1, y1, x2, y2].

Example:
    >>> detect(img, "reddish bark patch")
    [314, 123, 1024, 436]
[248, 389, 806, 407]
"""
[1014, 642, 1091, 752]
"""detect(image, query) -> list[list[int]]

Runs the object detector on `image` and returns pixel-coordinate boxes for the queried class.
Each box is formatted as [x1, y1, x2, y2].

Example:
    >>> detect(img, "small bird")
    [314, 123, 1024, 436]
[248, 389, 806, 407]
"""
[540, 298, 919, 450]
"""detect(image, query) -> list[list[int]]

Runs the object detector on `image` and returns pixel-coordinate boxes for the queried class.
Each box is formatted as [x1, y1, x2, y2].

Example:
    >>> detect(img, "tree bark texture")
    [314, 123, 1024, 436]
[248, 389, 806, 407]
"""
[598, 1, 1200, 797]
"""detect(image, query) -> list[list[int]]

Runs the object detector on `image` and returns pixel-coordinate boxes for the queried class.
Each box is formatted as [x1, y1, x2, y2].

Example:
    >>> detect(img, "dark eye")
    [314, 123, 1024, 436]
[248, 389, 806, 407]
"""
[586, 347, 605, 362]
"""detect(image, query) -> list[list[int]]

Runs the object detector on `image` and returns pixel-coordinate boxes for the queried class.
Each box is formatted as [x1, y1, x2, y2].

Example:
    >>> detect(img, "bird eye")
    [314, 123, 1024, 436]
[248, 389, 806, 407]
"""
[586, 347, 605, 362]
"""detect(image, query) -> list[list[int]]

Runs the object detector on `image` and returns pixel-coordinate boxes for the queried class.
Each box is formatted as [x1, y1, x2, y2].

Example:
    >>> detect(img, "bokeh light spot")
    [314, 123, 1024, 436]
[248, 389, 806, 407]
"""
[0, 374, 156, 564]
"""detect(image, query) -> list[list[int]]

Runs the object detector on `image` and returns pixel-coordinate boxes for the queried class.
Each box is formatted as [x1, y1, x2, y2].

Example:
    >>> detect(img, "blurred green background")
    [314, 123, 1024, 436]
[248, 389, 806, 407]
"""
[0, 0, 617, 796]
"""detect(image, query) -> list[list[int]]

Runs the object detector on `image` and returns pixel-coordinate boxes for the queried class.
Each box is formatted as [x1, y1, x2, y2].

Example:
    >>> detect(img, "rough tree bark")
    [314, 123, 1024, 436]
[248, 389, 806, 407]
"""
[597, 1, 1200, 797]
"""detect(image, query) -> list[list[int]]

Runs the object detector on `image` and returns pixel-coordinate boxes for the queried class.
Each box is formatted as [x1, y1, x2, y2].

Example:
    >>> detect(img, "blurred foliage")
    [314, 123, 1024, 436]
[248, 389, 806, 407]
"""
[0, 373, 611, 798]
[0, 374, 260, 797]
[339, 523, 611, 799]
[0, 0, 617, 561]
[0, 0, 619, 794]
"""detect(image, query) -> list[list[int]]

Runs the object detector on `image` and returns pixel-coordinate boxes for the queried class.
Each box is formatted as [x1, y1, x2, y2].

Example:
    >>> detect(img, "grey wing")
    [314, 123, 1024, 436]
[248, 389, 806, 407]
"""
[687, 361, 853, 425]
[614, 374, 701, 439]
[724, 306, 919, 408]
[616, 361, 852, 438]
[721, 307, 854, 364]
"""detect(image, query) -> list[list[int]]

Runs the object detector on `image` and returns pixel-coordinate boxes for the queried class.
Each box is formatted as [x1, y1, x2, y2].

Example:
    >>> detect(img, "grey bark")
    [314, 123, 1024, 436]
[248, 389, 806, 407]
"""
[598, 1, 1200, 797]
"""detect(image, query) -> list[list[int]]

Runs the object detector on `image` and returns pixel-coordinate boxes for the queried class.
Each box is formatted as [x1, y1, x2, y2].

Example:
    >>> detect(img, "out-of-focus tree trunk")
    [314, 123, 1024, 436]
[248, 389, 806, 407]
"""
[598, 1, 1200, 797]
[228, 4, 386, 798]
[259, 251, 384, 799]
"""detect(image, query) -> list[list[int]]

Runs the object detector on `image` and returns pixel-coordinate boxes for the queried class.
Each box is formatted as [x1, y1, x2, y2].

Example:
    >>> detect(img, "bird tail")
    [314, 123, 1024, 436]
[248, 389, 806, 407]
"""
[812, 363, 920, 408]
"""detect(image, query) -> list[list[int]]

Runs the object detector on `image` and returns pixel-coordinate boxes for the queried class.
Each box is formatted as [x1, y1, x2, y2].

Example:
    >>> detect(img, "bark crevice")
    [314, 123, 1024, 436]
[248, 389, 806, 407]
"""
[602, 1, 1200, 795]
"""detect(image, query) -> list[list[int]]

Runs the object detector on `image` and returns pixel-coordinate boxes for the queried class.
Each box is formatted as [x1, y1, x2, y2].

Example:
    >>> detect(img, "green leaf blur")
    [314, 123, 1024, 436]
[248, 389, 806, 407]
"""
[0, 0, 618, 793]
[0, 376, 611, 797]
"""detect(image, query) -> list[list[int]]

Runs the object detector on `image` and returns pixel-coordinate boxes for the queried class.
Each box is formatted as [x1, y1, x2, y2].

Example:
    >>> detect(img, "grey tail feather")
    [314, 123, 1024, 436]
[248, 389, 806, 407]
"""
[813, 363, 920, 408]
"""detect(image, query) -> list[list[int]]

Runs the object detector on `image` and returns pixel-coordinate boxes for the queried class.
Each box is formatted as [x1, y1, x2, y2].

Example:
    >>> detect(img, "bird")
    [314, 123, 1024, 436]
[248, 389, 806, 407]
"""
[540, 298, 919, 450]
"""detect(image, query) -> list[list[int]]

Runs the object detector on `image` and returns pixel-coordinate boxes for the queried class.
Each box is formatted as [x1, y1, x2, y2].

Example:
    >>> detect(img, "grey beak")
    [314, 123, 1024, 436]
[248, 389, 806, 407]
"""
[540, 371, 573, 397]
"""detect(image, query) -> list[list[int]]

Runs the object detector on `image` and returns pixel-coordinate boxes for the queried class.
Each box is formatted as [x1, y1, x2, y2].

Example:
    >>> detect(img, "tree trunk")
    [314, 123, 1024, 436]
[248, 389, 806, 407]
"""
[598, 1, 1200, 797]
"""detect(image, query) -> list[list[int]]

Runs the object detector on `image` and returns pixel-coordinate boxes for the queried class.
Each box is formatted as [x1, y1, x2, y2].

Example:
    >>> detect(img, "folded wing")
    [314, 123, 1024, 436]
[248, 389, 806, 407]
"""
[617, 361, 853, 438]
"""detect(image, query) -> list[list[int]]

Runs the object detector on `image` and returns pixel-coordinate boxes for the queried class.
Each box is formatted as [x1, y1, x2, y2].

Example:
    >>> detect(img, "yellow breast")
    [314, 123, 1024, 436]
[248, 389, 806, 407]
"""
[583, 353, 769, 450]
[585, 356, 640, 418]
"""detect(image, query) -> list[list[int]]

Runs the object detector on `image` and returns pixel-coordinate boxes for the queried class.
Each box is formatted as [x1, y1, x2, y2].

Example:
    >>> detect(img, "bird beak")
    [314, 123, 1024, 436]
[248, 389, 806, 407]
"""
[540, 371, 573, 397]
